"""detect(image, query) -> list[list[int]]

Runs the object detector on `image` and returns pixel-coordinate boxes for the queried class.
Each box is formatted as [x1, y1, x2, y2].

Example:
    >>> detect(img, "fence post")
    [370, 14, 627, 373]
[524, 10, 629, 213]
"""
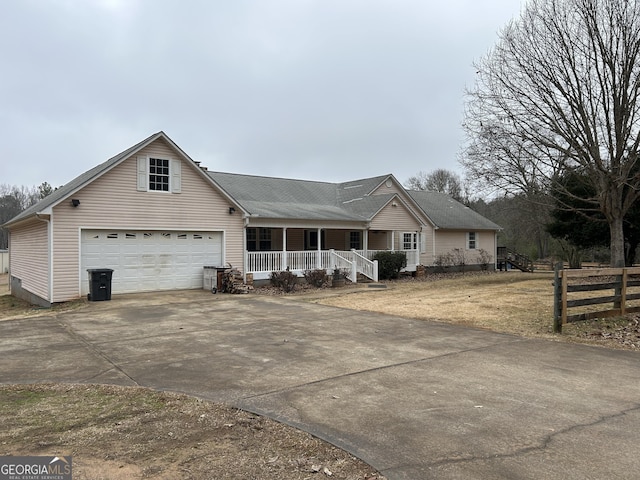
[621, 268, 628, 315]
[553, 262, 563, 333]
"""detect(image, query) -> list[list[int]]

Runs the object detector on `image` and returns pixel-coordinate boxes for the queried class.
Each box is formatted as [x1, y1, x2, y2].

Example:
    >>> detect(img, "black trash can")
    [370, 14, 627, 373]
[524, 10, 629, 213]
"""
[87, 268, 114, 301]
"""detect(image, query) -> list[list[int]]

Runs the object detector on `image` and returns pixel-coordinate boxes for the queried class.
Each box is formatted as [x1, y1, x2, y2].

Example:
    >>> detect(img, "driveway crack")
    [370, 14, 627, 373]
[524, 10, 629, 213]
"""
[406, 402, 640, 470]
[57, 319, 139, 386]
[239, 338, 525, 400]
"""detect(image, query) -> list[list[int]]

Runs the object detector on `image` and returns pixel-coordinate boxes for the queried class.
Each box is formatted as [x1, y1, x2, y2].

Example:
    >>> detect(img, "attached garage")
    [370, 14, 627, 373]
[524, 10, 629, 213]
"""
[80, 230, 223, 295]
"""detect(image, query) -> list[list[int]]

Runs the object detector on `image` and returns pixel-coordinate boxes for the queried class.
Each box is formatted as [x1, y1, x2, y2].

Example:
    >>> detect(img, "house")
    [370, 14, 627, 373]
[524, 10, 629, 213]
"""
[5, 132, 501, 307]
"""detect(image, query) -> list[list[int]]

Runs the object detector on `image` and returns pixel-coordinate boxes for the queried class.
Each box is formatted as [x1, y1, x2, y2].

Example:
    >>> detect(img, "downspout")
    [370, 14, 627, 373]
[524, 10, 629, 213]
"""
[432, 226, 439, 265]
[243, 215, 249, 282]
[36, 213, 53, 303]
[494, 231, 498, 271]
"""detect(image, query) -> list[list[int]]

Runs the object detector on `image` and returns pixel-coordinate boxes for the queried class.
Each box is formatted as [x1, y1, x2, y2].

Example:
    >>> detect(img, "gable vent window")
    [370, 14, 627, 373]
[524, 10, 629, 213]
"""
[149, 158, 170, 191]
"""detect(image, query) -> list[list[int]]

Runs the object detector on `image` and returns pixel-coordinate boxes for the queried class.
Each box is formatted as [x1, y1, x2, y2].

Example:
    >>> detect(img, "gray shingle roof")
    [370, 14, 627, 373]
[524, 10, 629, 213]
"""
[5, 129, 500, 232]
[408, 190, 501, 230]
[5, 132, 167, 226]
[209, 172, 393, 221]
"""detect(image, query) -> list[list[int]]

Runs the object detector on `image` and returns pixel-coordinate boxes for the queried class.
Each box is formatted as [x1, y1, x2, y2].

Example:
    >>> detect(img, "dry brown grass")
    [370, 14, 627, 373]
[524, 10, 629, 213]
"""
[315, 272, 556, 337]
[312, 271, 640, 349]
[0, 384, 384, 480]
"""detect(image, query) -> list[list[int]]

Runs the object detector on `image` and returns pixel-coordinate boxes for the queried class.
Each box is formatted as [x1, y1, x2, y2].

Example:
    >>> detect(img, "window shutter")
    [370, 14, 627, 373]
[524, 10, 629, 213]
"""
[171, 159, 182, 193]
[420, 232, 427, 252]
[137, 156, 147, 191]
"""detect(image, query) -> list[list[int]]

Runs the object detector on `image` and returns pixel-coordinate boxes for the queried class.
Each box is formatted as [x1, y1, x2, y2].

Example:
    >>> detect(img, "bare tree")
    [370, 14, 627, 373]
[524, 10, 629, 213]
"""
[462, 0, 640, 267]
[405, 169, 464, 202]
[0, 184, 40, 249]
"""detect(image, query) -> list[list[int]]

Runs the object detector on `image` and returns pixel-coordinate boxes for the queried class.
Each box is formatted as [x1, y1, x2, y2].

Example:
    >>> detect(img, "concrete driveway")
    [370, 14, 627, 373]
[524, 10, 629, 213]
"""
[2, 290, 640, 479]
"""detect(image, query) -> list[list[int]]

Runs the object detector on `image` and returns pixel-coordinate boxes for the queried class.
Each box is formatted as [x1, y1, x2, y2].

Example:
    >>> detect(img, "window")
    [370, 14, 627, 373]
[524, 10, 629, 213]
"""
[467, 232, 477, 250]
[349, 231, 361, 250]
[247, 229, 257, 251]
[149, 157, 170, 191]
[138, 156, 181, 193]
[260, 228, 272, 250]
[403, 232, 417, 250]
[304, 230, 325, 250]
[247, 228, 272, 251]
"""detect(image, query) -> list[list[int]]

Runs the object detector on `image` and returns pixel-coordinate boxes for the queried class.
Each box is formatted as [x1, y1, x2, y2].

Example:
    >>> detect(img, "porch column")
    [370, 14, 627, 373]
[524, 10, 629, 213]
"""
[363, 229, 368, 252]
[282, 227, 287, 271]
[391, 230, 395, 250]
[317, 228, 322, 269]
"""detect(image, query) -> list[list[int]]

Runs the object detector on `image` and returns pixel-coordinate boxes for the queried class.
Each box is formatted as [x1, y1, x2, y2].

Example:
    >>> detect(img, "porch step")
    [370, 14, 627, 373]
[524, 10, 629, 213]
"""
[357, 273, 375, 283]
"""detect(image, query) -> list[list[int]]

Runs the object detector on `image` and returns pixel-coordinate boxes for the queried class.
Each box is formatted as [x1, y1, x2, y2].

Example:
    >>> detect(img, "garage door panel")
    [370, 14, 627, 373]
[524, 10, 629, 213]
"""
[81, 230, 223, 295]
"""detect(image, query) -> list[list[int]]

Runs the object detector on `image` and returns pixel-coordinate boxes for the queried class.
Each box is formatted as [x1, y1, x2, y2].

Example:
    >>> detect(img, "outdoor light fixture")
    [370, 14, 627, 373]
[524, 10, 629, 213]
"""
[71, 199, 80, 207]
[229, 207, 236, 215]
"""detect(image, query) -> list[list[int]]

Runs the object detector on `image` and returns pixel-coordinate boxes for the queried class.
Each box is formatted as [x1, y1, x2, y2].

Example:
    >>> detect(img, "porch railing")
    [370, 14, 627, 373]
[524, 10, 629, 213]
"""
[247, 249, 388, 282]
[246, 249, 419, 281]
[330, 250, 358, 282]
[350, 249, 378, 281]
[355, 249, 420, 269]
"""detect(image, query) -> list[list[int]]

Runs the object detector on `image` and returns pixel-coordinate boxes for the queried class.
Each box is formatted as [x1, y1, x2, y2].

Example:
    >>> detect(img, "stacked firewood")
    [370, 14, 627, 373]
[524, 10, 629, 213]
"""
[220, 267, 252, 294]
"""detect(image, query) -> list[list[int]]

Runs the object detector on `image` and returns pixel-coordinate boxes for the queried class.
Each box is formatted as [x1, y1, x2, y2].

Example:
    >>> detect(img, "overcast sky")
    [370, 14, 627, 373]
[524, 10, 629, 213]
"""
[1, 0, 523, 189]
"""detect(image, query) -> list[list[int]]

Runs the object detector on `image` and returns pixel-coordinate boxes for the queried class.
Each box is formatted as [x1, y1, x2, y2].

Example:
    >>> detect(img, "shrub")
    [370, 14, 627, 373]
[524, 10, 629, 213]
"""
[433, 252, 454, 272]
[303, 269, 329, 288]
[372, 251, 407, 280]
[270, 269, 298, 293]
[477, 249, 493, 271]
[451, 248, 467, 272]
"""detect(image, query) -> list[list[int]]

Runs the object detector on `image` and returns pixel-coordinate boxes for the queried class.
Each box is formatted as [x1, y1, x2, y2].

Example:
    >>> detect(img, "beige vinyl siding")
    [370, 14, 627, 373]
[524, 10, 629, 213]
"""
[433, 230, 497, 265]
[9, 218, 49, 301]
[51, 138, 244, 302]
[419, 226, 435, 265]
[370, 179, 406, 196]
[370, 202, 421, 231]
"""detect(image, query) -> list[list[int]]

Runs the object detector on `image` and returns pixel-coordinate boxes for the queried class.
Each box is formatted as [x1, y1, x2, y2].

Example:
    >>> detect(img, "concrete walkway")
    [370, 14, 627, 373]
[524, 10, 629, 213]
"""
[2, 290, 640, 479]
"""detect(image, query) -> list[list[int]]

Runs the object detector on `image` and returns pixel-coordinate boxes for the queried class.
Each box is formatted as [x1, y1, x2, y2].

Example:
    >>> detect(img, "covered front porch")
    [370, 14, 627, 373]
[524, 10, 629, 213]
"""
[244, 226, 421, 282]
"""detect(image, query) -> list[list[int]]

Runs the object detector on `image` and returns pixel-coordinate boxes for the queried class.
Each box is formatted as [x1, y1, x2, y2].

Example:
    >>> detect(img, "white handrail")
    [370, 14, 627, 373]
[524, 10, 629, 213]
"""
[330, 249, 356, 282]
[247, 249, 407, 282]
[351, 249, 378, 282]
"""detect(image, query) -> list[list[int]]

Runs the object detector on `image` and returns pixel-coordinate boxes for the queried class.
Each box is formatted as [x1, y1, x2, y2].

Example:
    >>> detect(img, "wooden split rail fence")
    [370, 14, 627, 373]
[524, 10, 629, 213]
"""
[554, 265, 640, 332]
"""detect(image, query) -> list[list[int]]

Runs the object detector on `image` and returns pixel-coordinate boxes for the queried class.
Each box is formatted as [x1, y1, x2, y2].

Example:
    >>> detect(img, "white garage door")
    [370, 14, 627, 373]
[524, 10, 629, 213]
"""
[81, 230, 223, 295]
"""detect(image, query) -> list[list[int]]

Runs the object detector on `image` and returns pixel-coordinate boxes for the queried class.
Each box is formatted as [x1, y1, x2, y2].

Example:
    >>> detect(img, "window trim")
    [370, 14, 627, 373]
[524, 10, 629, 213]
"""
[246, 228, 273, 251]
[402, 232, 418, 251]
[467, 232, 478, 250]
[149, 157, 170, 192]
[349, 231, 362, 250]
[137, 156, 181, 193]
